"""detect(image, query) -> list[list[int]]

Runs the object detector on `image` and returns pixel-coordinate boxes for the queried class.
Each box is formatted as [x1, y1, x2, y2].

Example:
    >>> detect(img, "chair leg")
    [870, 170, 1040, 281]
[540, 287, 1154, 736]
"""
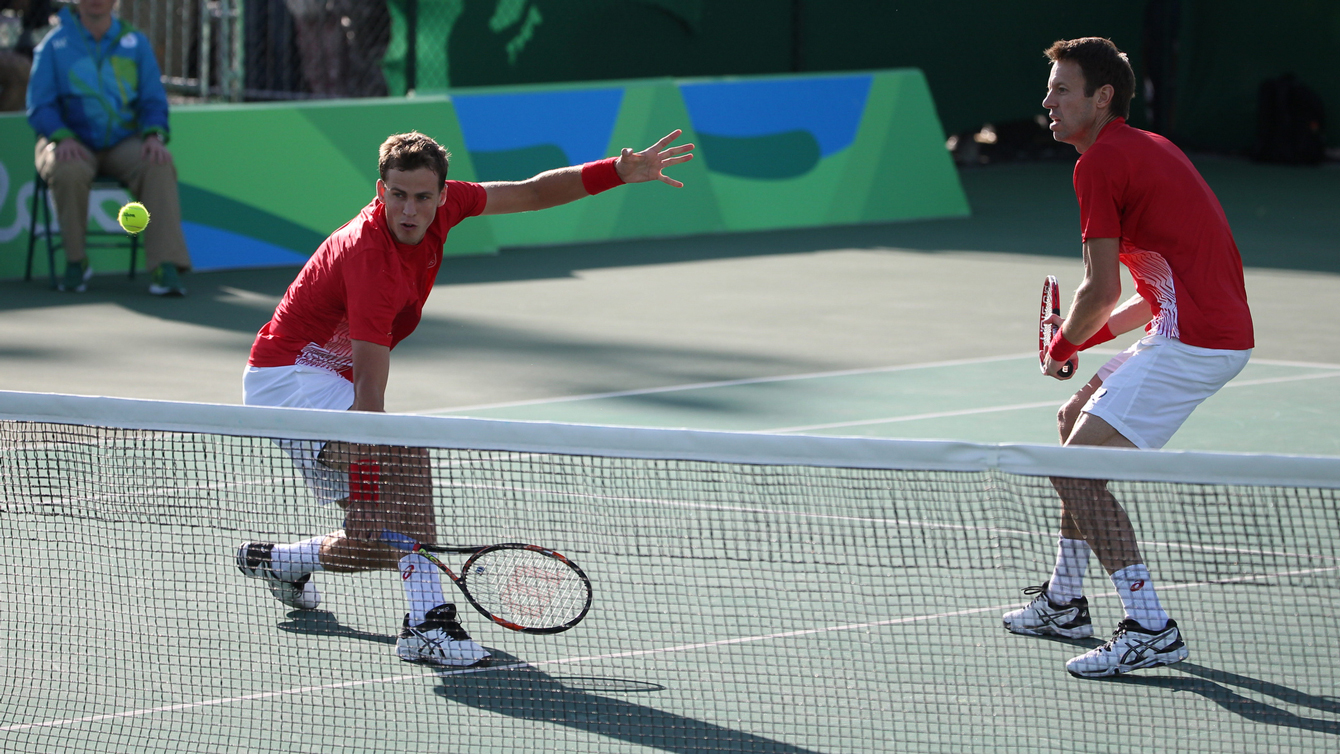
[25, 182, 39, 282]
[41, 185, 57, 290]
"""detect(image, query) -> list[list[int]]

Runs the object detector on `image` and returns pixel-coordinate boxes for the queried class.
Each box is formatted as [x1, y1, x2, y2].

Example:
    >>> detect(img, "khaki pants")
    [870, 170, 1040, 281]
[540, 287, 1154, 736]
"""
[35, 136, 192, 272]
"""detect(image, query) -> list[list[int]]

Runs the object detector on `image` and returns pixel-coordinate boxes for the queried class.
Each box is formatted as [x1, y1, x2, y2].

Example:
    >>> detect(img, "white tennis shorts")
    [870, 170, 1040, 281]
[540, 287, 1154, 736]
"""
[1083, 333, 1251, 449]
[243, 364, 355, 505]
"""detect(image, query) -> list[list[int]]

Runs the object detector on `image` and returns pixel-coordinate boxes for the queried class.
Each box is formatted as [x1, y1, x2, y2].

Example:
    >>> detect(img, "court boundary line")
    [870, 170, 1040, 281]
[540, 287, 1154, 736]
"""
[417, 355, 1340, 417]
[415, 353, 1040, 414]
[5, 563, 1334, 734]
[763, 370, 1340, 433]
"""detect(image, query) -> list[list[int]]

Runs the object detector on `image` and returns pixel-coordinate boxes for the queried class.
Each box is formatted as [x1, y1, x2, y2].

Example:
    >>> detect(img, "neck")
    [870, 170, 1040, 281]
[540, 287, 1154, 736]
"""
[79, 9, 114, 41]
[1074, 112, 1120, 154]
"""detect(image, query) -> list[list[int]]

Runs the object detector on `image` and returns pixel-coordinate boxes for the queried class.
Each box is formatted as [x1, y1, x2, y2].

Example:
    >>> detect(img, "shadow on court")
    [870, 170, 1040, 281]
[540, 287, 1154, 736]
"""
[277, 609, 397, 645]
[1110, 662, 1340, 736]
[434, 651, 826, 754]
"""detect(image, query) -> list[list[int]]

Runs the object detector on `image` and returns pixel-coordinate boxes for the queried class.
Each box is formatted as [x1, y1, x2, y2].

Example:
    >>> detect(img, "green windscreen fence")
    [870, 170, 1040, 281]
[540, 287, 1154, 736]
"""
[0, 69, 967, 279]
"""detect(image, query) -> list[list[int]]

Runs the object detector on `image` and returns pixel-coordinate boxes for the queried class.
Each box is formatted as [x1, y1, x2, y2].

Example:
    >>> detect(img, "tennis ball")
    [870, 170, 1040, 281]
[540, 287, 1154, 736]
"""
[118, 202, 150, 234]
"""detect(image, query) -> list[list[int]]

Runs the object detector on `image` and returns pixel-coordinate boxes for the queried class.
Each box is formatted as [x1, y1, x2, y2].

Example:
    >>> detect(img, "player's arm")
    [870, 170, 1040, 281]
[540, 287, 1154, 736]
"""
[1105, 294, 1153, 335]
[479, 130, 694, 216]
[350, 339, 391, 412]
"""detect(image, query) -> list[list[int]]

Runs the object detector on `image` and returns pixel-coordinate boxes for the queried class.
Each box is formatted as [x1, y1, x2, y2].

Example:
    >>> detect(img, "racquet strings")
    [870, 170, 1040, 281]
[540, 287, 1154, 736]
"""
[463, 548, 589, 628]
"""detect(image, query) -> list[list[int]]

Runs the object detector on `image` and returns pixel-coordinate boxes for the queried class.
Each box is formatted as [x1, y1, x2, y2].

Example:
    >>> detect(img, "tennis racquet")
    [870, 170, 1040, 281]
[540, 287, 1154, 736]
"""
[1040, 275, 1075, 378]
[382, 530, 593, 634]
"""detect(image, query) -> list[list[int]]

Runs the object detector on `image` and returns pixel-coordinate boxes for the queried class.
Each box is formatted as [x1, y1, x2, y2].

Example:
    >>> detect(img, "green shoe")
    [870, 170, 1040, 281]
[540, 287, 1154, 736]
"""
[58, 259, 92, 292]
[149, 262, 186, 297]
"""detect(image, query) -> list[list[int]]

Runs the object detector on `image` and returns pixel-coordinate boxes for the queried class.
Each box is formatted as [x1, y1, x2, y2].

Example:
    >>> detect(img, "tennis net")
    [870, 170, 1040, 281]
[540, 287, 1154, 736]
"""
[2, 390, 1338, 753]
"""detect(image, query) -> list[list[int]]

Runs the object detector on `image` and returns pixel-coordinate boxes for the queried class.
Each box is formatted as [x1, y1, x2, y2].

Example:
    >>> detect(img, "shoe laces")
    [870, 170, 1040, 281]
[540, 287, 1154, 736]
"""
[1095, 619, 1140, 651]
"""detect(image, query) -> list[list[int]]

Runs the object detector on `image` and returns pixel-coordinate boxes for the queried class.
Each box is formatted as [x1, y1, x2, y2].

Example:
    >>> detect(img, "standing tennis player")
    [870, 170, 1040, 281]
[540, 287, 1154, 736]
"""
[1002, 38, 1253, 678]
[236, 130, 693, 666]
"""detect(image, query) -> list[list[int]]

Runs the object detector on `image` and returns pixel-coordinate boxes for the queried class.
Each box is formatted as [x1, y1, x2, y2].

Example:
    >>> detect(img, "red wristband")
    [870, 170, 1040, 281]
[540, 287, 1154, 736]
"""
[1048, 330, 1079, 364]
[349, 459, 381, 505]
[581, 157, 625, 195]
[1079, 323, 1115, 351]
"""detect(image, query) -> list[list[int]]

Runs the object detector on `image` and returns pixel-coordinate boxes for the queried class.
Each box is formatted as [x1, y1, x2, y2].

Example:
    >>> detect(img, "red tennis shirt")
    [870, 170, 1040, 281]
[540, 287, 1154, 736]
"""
[248, 181, 489, 380]
[1074, 118, 1254, 350]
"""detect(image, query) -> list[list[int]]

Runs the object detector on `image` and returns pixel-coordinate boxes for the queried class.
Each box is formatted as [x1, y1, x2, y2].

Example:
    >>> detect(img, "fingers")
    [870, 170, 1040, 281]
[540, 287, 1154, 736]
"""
[658, 175, 685, 188]
[660, 153, 693, 167]
[649, 129, 683, 151]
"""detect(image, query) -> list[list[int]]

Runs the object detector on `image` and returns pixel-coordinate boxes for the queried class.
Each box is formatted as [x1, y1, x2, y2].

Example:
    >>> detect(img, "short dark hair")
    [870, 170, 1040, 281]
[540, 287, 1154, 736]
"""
[378, 132, 451, 185]
[1045, 38, 1135, 119]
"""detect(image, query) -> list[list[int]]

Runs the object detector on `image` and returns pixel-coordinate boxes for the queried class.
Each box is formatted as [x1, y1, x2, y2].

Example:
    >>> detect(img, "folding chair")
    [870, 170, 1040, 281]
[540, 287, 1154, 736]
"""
[25, 172, 141, 288]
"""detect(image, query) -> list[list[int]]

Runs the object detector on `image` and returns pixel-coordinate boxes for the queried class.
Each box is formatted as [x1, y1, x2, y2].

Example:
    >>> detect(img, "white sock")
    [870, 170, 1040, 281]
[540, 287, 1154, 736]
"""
[1111, 564, 1170, 631]
[1047, 537, 1090, 603]
[269, 536, 326, 582]
[399, 553, 445, 626]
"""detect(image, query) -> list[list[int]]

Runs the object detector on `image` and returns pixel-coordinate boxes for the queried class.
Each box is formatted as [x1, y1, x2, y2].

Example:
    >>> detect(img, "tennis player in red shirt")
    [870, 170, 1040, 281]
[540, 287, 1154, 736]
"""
[1001, 38, 1253, 678]
[236, 130, 693, 666]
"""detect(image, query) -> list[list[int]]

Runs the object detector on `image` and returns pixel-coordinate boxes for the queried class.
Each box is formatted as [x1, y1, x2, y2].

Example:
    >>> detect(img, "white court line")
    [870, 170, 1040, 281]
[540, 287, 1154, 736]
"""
[415, 353, 1038, 414]
[762, 369, 1340, 434]
[6, 562, 1335, 734]
[416, 354, 1340, 417]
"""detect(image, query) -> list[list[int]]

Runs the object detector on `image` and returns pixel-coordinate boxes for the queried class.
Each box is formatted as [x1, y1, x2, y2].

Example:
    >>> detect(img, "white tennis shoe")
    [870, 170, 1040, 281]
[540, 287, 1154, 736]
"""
[397, 604, 490, 667]
[1002, 582, 1093, 639]
[236, 541, 321, 610]
[1067, 618, 1189, 678]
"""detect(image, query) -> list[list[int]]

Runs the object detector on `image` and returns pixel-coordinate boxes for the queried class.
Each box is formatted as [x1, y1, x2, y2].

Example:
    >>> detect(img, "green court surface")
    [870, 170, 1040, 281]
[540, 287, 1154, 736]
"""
[3, 444, 1337, 754]
[420, 353, 1340, 455]
[2, 158, 1339, 752]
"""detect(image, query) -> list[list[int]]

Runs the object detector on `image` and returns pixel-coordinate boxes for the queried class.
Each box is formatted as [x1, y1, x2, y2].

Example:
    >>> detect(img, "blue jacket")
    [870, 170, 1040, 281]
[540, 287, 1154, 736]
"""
[26, 7, 170, 150]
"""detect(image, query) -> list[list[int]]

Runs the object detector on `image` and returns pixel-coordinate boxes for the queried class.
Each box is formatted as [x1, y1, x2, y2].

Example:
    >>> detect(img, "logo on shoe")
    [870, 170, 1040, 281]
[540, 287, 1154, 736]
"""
[402, 564, 416, 580]
[1130, 580, 1145, 592]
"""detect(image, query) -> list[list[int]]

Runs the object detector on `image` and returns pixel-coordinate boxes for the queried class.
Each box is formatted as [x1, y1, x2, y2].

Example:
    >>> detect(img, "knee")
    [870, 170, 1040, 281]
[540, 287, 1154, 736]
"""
[1057, 399, 1085, 440]
[44, 158, 96, 189]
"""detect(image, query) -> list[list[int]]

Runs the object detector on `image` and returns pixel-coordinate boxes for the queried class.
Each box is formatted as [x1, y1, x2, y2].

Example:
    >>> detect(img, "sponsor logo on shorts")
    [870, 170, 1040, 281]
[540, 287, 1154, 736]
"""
[402, 564, 416, 580]
[1131, 580, 1145, 592]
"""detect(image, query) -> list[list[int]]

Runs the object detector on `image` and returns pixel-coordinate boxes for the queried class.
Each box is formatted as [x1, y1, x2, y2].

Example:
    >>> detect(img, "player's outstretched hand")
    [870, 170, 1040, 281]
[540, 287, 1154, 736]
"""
[615, 130, 695, 187]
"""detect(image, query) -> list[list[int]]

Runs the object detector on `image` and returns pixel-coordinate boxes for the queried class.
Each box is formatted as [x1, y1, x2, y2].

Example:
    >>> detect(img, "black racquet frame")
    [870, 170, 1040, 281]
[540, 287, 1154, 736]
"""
[385, 532, 593, 634]
[1040, 275, 1076, 378]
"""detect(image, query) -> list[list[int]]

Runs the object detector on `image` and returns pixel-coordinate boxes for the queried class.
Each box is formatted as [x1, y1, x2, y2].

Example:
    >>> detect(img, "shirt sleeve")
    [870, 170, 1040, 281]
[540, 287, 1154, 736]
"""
[1073, 147, 1125, 242]
[26, 34, 71, 141]
[134, 32, 171, 136]
[442, 181, 489, 223]
[343, 244, 400, 347]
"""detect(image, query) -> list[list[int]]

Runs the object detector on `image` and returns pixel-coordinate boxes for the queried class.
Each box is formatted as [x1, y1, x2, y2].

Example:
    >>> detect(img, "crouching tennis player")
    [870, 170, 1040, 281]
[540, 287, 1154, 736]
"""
[236, 130, 693, 666]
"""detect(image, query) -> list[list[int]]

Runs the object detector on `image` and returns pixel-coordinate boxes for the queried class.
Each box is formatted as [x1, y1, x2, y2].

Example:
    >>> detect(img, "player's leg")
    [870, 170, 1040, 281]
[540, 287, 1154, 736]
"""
[1054, 412, 1187, 677]
[236, 365, 356, 609]
[35, 137, 97, 291]
[1002, 373, 1106, 638]
[317, 441, 488, 666]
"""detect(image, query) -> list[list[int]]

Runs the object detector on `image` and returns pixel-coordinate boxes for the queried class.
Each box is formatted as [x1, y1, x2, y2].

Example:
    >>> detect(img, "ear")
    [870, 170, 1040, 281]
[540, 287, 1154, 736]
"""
[1093, 83, 1115, 112]
[376, 179, 386, 199]
[437, 182, 448, 208]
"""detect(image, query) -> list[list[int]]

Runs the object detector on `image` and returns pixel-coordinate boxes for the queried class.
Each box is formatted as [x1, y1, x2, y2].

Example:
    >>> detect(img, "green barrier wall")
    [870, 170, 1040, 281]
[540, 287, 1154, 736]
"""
[0, 68, 967, 280]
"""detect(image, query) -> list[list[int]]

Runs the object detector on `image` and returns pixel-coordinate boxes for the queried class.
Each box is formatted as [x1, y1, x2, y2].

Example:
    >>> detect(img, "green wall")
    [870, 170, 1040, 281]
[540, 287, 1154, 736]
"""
[0, 68, 967, 279]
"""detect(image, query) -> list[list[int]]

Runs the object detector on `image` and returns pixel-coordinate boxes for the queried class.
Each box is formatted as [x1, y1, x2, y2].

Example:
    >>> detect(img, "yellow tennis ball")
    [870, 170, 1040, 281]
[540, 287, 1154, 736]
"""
[118, 202, 150, 234]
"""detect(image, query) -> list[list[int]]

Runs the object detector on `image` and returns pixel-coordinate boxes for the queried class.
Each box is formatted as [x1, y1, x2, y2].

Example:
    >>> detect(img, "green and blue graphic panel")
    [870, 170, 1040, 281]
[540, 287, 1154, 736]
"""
[0, 69, 966, 279]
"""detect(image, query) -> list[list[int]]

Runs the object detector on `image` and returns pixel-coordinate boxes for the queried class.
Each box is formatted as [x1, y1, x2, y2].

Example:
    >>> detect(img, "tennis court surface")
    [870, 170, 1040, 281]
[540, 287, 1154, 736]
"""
[2, 391, 1338, 753]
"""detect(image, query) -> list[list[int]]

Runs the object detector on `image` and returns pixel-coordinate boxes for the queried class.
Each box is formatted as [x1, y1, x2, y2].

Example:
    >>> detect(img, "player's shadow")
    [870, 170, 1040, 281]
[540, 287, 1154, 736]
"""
[432, 650, 825, 754]
[1109, 662, 1340, 735]
[275, 610, 396, 645]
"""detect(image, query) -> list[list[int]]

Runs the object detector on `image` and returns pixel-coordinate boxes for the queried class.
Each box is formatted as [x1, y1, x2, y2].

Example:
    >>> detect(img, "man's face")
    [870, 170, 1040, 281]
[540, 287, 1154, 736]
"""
[79, 0, 117, 18]
[1042, 60, 1100, 148]
[377, 168, 446, 245]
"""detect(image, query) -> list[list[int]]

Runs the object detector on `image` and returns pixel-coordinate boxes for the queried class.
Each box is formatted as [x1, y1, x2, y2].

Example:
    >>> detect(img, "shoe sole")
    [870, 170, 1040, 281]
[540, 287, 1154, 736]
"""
[1003, 621, 1094, 640]
[1067, 648, 1189, 679]
[396, 650, 491, 667]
